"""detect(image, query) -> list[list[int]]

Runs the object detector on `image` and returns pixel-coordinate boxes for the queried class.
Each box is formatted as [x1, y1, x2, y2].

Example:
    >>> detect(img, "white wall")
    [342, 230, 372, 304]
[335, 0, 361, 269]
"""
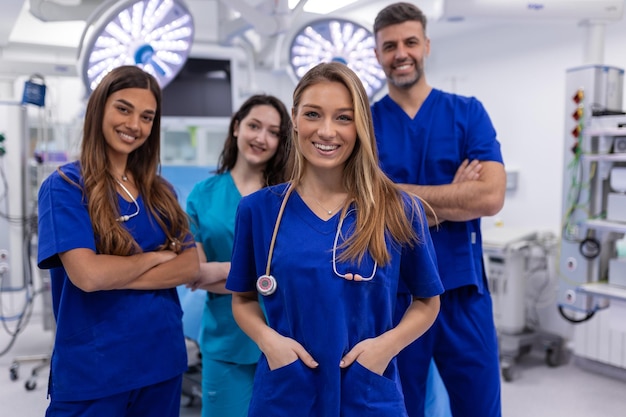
[424, 18, 626, 236]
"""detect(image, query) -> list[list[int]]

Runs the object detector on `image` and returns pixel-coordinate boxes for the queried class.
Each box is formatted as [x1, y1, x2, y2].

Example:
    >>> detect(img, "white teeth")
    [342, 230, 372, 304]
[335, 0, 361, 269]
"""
[119, 132, 135, 141]
[314, 143, 338, 151]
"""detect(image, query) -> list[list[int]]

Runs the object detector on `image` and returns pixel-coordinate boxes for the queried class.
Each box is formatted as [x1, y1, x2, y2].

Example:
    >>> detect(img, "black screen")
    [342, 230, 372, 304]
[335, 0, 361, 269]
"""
[162, 58, 233, 117]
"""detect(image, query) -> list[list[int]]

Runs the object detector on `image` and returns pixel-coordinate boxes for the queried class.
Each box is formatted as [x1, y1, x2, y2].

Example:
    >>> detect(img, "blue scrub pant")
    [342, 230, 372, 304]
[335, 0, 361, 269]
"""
[45, 375, 183, 417]
[201, 358, 255, 417]
[398, 286, 501, 417]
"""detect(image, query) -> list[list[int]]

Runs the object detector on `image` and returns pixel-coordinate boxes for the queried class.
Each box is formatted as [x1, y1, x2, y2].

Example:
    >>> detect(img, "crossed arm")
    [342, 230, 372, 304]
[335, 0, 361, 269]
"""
[185, 242, 232, 294]
[400, 159, 506, 226]
[59, 244, 200, 292]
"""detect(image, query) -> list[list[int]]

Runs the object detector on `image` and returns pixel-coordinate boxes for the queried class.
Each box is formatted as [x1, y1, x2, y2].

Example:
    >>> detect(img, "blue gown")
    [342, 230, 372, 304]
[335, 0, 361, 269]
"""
[372, 90, 504, 417]
[37, 161, 188, 403]
[226, 184, 443, 417]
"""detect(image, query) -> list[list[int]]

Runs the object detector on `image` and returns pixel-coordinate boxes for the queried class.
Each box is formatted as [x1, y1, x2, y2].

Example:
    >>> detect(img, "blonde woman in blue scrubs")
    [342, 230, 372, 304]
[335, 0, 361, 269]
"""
[226, 63, 443, 417]
[185, 94, 291, 417]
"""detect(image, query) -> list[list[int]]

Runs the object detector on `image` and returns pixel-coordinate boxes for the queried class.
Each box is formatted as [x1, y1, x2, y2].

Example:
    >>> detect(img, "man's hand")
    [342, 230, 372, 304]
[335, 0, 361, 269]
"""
[453, 159, 482, 183]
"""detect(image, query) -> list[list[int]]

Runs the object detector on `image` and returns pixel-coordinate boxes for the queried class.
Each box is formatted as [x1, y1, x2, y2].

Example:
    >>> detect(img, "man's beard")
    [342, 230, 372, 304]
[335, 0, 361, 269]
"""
[388, 61, 423, 90]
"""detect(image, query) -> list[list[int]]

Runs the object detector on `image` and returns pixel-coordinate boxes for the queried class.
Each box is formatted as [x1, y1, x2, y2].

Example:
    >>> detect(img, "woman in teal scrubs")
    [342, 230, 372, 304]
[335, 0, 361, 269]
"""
[185, 94, 291, 417]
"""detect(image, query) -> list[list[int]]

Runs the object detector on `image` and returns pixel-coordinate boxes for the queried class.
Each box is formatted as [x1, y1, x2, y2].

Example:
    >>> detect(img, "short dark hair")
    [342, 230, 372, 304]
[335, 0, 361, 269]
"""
[373, 2, 428, 35]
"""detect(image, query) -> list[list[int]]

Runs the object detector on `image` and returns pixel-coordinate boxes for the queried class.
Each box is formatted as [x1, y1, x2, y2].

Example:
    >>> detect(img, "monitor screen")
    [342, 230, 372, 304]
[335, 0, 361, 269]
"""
[162, 58, 233, 117]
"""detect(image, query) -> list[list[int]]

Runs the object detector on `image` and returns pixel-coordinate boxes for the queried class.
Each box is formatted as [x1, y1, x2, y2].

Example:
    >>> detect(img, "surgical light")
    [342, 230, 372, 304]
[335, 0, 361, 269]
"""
[77, 0, 194, 92]
[288, 18, 386, 99]
[287, 0, 359, 15]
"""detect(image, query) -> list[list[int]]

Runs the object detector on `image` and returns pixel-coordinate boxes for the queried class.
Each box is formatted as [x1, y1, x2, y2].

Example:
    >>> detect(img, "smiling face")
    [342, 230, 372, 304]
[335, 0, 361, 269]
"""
[233, 104, 282, 170]
[292, 80, 356, 175]
[101, 87, 156, 161]
[375, 20, 430, 90]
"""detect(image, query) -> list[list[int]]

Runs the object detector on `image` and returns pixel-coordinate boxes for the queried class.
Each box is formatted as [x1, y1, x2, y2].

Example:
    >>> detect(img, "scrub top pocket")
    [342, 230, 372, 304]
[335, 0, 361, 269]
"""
[341, 360, 407, 417]
[249, 356, 318, 417]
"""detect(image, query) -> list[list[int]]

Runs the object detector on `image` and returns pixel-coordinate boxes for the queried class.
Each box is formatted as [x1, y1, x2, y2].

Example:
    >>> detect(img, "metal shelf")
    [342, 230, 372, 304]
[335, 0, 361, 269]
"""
[585, 219, 626, 234]
[577, 282, 626, 302]
[582, 153, 626, 162]
[584, 127, 626, 137]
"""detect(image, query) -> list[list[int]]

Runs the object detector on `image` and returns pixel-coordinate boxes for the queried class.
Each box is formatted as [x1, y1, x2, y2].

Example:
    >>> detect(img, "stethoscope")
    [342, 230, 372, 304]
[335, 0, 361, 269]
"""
[256, 184, 378, 296]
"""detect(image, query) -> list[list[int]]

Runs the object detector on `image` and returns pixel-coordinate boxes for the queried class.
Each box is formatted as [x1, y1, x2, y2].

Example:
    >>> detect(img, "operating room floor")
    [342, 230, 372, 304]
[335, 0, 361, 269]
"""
[2, 308, 626, 416]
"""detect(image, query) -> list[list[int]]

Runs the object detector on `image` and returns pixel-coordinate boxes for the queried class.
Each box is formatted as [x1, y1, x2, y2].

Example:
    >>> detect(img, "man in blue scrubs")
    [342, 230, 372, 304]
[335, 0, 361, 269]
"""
[371, 3, 507, 417]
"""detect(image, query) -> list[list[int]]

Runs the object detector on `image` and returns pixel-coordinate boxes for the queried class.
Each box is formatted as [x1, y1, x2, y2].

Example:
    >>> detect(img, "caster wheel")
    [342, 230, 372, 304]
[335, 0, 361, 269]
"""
[546, 347, 561, 367]
[502, 367, 514, 382]
[519, 344, 532, 357]
[25, 379, 37, 391]
[501, 361, 517, 382]
[9, 363, 19, 381]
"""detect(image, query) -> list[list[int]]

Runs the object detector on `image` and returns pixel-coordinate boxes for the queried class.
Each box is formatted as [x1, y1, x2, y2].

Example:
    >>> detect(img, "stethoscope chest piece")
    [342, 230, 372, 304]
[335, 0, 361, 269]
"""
[256, 274, 277, 296]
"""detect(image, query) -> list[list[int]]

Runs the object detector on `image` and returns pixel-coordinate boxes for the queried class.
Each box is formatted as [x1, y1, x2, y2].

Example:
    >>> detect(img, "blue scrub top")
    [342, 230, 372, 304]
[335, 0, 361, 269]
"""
[186, 172, 260, 364]
[226, 183, 443, 417]
[372, 90, 504, 292]
[37, 161, 188, 402]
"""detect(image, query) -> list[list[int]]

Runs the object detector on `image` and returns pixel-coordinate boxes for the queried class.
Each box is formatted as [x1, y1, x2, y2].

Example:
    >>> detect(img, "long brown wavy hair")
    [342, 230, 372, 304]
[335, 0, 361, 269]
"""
[290, 62, 426, 266]
[64, 65, 191, 256]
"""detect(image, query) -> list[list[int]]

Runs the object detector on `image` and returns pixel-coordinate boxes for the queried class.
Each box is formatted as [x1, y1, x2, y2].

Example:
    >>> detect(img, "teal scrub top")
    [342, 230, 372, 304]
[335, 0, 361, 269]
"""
[186, 172, 261, 364]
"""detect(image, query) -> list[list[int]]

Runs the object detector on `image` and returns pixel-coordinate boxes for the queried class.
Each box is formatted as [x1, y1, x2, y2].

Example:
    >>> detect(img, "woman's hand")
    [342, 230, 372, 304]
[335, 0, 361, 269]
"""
[339, 337, 392, 375]
[232, 291, 318, 370]
[262, 332, 318, 371]
[186, 261, 230, 291]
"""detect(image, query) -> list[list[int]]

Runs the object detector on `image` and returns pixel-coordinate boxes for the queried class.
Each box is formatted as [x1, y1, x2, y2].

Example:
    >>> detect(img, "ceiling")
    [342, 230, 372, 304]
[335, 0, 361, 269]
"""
[0, 0, 623, 78]
[0, 0, 485, 78]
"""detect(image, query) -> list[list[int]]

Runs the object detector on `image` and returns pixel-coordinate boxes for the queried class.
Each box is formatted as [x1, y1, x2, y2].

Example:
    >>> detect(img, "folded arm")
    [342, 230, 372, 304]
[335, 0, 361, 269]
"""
[186, 242, 231, 294]
[399, 160, 506, 225]
[60, 245, 199, 292]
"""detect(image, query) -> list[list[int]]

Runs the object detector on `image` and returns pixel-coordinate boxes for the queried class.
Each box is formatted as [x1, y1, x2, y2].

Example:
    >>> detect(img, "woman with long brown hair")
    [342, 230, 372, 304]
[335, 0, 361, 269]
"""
[37, 65, 199, 416]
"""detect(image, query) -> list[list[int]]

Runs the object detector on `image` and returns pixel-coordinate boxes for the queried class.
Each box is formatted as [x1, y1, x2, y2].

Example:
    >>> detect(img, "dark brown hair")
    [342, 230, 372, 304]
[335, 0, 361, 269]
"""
[373, 2, 428, 35]
[75, 65, 191, 255]
[216, 94, 292, 186]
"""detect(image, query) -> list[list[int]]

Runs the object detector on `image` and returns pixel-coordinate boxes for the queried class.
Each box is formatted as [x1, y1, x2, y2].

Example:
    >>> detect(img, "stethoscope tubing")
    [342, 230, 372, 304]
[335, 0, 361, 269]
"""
[256, 184, 377, 296]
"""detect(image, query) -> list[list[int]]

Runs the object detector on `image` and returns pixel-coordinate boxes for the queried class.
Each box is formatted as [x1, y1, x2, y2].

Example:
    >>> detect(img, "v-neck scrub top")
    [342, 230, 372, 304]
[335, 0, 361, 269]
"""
[226, 183, 443, 417]
[372, 90, 504, 293]
[37, 161, 188, 402]
[186, 172, 260, 363]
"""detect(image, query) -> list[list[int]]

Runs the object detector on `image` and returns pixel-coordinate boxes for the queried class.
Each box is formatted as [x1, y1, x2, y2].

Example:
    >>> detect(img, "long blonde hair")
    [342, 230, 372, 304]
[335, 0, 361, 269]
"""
[290, 62, 426, 265]
[62, 65, 191, 255]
